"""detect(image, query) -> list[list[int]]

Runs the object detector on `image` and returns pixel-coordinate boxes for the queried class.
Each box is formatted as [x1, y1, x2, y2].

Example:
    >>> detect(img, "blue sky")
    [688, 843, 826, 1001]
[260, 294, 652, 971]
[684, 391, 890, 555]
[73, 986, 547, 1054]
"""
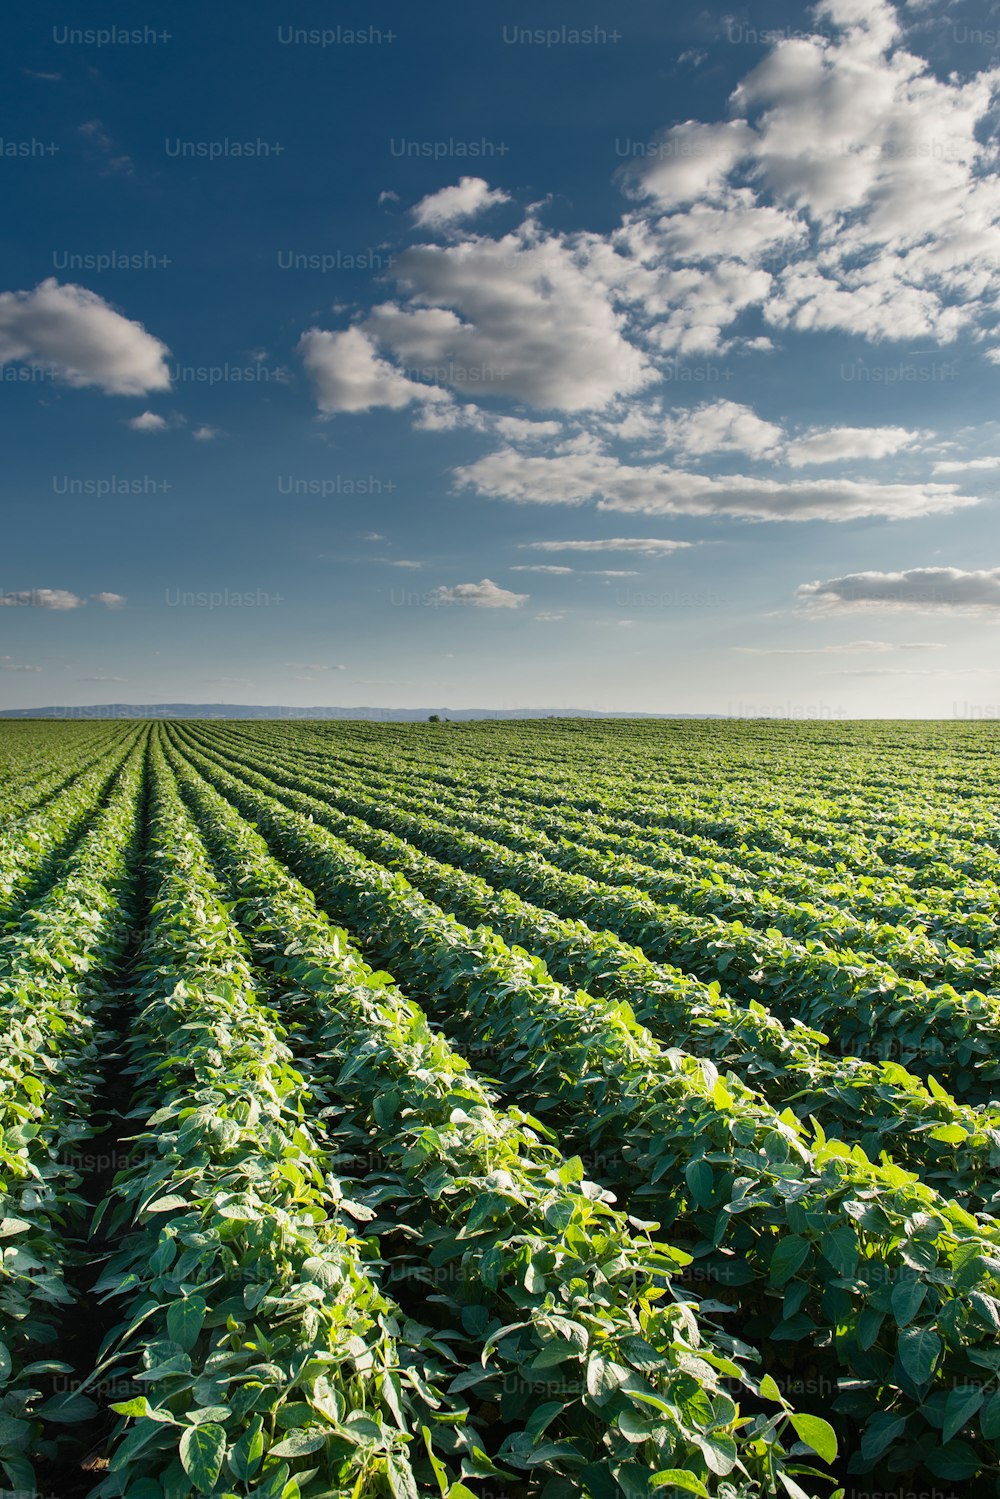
[2, 0, 1000, 716]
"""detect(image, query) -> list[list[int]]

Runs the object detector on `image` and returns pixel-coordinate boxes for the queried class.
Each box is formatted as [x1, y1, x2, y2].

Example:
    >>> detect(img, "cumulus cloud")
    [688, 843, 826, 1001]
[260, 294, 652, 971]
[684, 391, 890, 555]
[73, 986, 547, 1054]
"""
[619, 3, 1000, 346]
[412, 177, 511, 229]
[0, 280, 171, 395]
[430, 578, 528, 608]
[661, 399, 783, 458]
[621, 121, 759, 209]
[91, 592, 127, 609]
[797, 567, 1000, 613]
[784, 425, 923, 466]
[364, 229, 654, 410]
[128, 410, 169, 433]
[457, 448, 976, 522]
[193, 425, 222, 441]
[298, 326, 447, 413]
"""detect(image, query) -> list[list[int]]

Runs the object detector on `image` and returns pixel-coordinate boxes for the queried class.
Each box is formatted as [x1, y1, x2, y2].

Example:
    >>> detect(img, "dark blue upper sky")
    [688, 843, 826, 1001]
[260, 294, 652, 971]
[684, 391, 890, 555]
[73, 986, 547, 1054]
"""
[2, 0, 999, 714]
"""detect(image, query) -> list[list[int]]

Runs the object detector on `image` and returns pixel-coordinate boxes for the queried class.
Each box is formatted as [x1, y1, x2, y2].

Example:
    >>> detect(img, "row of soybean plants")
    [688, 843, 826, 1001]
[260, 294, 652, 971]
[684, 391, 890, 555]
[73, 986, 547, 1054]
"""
[170, 728, 1000, 1491]
[90, 736, 485, 1499]
[238, 722, 999, 948]
[279, 717, 981, 840]
[0, 722, 129, 820]
[286, 721, 1000, 899]
[170, 725, 1000, 1213]
[291, 725, 998, 965]
[206, 726, 998, 976]
[184, 725, 1000, 1107]
[0, 722, 146, 921]
[158, 728, 836, 1499]
[282, 722, 1000, 943]
[0, 729, 148, 1492]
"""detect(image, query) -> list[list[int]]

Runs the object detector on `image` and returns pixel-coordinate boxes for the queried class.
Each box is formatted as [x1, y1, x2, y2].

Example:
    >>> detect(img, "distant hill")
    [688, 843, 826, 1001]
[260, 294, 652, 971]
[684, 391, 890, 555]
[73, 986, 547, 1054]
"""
[0, 703, 695, 721]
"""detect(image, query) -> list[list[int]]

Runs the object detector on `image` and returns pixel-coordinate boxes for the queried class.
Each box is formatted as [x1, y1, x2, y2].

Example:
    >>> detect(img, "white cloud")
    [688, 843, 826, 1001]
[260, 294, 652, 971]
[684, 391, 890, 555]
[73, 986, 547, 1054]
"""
[0, 588, 84, 609]
[287, 662, 346, 672]
[193, 425, 222, 441]
[618, 5, 1000, 348]
[365, 229, 654, 410]
[128, 410, 169, 433]
[797, 567, 1000, 613]
[0, 280, 170, 394]
[457, 448, 976, 522]
[520, 537, 692, 555]
[621, 121, 758, 209]
[535, 612, 565, 621]
[494, 416, 563, 441]
[510, 564, 575, 574]
[91, 592, 127, 609]
[412, 177, 511, 229]
[430, 578, 528, 608]
[932, 456, 1000, 474]
[298, 326, 446, 413]
[661, 399, 783, 458]
[0, 659, 42, 672]
[784, 425, 923, 466]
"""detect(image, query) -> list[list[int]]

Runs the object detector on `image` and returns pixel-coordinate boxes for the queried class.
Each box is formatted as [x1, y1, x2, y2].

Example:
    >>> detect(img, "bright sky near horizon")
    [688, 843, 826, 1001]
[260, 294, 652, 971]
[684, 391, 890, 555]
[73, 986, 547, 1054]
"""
[2, 0, 1000, 716]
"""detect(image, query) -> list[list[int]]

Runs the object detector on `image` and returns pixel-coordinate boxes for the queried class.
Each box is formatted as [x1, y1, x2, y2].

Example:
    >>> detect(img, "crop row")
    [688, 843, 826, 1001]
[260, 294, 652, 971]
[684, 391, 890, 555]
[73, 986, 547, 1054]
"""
[161, 730, 831, 1498]
[277, 723, 1000, 890]
[209, 725, 999, 949]
[182, 727, 1000, 1106]
[0, 732, 146, 1491]
[170, 726, 1000, 1209]
[170, 729, 1000, 1489]
[0, 724, 145, 923]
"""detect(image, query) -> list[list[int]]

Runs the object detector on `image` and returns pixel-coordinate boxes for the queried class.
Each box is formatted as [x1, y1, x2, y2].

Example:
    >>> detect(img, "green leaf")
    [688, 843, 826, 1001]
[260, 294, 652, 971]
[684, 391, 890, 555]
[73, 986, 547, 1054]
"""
[684, 1160, 713, 1208]
[0, 1218, 32, 1237]
[179, 1422, 226, 1494]
[942, 1385, 984, 1445]
[699, 1432, 736, 1476]
[268, 1430, 326, 1458]
[981, 1389, 1000, 1440]
[759, 1373, 787, 1406]
[586, 1354, 629, 1402]
[789, 1413, 837, 1464]
[769, 1235, 810, 1287]
[167, 1296, 207, 1352]
[650, 1473, 709, 1496]
[898, 1326, 942, 1386]
[386, 1451, 419, 1499]
[228, 1415, 264, 1482]
[37, 1391, 98, 1424]
[890, 1280, 925, 1329]
[925, 1439, 982, 1481]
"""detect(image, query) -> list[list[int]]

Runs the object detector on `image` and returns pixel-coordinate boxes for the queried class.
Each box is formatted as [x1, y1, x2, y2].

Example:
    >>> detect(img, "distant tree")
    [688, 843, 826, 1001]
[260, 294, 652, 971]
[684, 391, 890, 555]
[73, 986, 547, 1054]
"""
[428, 714, 441, 723]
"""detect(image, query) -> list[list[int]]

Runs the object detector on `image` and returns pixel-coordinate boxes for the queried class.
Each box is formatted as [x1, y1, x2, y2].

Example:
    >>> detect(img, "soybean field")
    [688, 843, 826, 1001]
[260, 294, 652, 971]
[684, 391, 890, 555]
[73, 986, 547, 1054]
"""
[5, 717, 1000, 1499]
